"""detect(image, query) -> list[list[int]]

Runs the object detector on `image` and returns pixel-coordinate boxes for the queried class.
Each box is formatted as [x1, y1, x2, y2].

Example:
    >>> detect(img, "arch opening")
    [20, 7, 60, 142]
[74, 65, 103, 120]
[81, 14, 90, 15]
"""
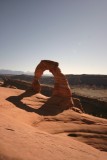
[39, 70, 54, 97]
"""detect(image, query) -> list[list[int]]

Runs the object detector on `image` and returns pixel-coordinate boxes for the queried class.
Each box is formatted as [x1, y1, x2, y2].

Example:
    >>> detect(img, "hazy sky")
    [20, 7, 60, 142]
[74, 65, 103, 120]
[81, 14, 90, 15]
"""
[0, 0, 107, 74]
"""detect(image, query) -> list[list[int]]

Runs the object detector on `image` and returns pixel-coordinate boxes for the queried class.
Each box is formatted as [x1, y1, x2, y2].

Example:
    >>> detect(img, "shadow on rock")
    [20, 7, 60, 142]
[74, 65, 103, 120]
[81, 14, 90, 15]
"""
[6, 89, 71, 116]
[37, 96, 72, 115]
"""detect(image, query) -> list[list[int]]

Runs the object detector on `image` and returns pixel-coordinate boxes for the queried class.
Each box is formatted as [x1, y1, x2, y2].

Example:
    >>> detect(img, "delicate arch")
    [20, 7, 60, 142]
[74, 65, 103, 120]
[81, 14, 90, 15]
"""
[32, 60, 72, 97]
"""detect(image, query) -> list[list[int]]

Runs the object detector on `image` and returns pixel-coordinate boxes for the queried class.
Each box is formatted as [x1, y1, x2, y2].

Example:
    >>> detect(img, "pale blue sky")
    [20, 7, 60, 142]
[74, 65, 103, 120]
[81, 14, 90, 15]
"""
[0, 0, 107, 74]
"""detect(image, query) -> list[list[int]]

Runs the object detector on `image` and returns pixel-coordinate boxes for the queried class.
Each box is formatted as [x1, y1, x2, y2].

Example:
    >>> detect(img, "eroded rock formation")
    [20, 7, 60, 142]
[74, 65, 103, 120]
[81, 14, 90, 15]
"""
[1, 77, 31, 90]
[32, 60, 74, 110]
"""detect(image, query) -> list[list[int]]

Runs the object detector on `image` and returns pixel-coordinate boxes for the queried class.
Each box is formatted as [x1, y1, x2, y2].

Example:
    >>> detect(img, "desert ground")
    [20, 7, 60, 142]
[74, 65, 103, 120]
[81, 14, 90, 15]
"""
[0, 85, 107, 160]
[71, 86, 107, 101]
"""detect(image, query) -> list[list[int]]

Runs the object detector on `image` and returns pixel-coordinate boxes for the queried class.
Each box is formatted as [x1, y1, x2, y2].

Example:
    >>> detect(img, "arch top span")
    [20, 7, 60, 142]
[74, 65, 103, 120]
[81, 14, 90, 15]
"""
[34, 60, 58, 78]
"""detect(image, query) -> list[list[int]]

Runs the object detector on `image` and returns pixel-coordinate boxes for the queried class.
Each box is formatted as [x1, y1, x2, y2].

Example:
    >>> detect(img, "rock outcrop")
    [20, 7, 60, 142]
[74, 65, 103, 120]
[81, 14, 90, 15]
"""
[2, 77, 31, 90]
[32, 60, 74, 110]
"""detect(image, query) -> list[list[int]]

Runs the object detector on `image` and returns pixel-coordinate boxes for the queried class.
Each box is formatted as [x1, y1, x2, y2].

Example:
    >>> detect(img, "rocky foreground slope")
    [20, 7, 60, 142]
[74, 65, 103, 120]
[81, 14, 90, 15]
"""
[1, 77, 107, 118]
[0, 60, 107, 160]
[0, 87, 107, 160]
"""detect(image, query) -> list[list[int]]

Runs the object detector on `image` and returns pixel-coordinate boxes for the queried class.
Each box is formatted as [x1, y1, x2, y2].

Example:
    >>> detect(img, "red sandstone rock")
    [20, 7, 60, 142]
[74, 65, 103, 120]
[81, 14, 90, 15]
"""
[32, 60, 74, 109]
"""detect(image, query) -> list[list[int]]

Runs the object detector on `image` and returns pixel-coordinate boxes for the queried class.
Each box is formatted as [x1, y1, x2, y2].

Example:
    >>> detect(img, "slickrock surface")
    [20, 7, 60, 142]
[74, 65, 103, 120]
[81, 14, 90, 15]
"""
[0, 87, 107, 160]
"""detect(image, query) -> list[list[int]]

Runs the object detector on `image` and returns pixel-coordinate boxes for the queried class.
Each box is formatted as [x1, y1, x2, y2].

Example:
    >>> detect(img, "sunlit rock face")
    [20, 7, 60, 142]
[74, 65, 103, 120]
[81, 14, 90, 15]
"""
[32, 60, 74, 110]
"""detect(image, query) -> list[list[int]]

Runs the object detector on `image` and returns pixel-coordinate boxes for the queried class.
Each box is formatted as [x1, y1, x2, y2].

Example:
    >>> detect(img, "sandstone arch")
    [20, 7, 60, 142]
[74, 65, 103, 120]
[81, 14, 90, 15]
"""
[32, 60, 74, 109]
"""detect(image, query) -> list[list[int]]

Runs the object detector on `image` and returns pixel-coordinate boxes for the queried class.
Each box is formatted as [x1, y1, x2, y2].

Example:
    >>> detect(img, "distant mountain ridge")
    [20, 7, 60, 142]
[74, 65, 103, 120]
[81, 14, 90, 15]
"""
[0, 69, 107, 88]
[0, 69, 33, 75]
[1, 72, 107, 88]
